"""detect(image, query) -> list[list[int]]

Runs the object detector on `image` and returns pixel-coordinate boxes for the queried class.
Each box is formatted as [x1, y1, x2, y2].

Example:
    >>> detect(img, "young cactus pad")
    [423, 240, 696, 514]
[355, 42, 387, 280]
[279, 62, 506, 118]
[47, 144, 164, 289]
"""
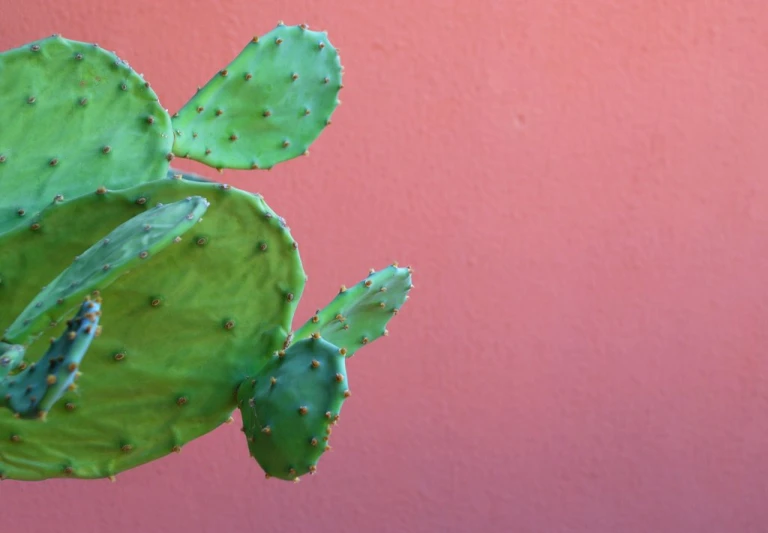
[238, 336, 349, 481]
[0, 177, 305, 481]
[4, 196, 210, 345]
[171, 23, 342, 170]
[294, 265, 414, 357]
[0, 35, 174, 235]
[1, 295, 102, 420]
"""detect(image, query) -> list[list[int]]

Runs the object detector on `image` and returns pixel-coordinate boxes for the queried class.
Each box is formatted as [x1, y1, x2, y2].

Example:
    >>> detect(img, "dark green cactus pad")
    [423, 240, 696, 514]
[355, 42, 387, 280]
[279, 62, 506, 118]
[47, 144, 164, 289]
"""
[238, 336, 348, 481]
[2, 295, 102, 420]
[0, 34, 174, 235]
[171, 23, 342, 170]
[0, 177, 305, 481]
[294, 265, 414, 357]
[4, 196, 209, 345]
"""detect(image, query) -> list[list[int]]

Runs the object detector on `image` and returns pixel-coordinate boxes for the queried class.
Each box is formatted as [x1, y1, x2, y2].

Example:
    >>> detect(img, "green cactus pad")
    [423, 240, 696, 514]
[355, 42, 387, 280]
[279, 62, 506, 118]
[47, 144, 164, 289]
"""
[294, 265, 414, 357]
[4, 196, 209, 345]
[171, 23, 342, 170]
[238, 336, 348, 481]
[1, 296, 102, 420]
[0, 34, 174, 235]
[0, 177, 305, 481]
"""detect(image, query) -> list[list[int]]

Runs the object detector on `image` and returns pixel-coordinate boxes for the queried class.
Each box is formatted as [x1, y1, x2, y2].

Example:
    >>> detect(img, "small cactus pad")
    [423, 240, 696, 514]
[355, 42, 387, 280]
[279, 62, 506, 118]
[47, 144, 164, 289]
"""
[1, 296, 102, 420]
[294, 265, 414, 357]
[0, 177, 305, 480]
[0, 343, 25, 380]
[0, 35, 174, 235]
[4, 196, 209, 345]
[238, 336, 348, 481]
[171, 23, 342, 170]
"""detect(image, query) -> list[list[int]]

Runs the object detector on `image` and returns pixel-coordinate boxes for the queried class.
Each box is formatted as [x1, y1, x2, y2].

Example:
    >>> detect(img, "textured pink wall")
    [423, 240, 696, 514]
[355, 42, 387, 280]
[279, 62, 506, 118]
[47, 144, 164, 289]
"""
[3, 0, 768, 531]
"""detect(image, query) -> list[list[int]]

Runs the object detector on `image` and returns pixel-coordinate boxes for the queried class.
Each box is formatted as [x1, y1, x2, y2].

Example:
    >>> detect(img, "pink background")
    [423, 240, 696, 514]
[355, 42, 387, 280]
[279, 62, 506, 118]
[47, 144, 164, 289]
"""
[3, 0, 768, 531]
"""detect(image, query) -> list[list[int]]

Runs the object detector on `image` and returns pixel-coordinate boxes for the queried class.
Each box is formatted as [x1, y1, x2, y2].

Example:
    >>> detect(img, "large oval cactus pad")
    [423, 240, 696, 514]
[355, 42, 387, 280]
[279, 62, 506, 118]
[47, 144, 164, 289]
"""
[0, 178, 305, 481]
[0, 35, 174, 235]
[4, 197, 210, 345]
[171, 23, 342, 170]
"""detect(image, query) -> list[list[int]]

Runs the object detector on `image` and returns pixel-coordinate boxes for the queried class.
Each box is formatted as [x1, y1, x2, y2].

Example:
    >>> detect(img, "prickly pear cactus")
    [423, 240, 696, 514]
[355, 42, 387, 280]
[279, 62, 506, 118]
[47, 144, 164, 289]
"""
[235, 265, 413, 481]
[5, 196, 210, 345]
[0, 22, 414, 484]
[0, 178, 304, 481]
[171, 22, 342, 171]
[238, 336, 349, 480]
[294, 265, 414, 358]
[0, 35, 174, 235]
[2, 295, 103, 420]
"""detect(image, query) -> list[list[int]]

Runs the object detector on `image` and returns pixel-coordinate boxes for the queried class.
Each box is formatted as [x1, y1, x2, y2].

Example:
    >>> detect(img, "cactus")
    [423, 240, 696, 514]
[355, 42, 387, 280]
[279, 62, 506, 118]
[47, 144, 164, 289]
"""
[238, 336, 349, 481]
[1, 295, 102, 420]
[236, 266, 414, 481]
[294, 265, 414, 357]
[171, 23, 342, 171]
[0, 35, 174, 235]
[5, 196, 210, 345]
[0, 23, 414, 483]
[0, 177, 304, 481]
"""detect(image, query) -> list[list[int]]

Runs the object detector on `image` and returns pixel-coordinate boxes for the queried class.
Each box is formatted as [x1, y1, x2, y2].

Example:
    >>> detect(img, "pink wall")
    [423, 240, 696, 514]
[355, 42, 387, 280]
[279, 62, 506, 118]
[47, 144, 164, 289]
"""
[3, 0, 768, 531]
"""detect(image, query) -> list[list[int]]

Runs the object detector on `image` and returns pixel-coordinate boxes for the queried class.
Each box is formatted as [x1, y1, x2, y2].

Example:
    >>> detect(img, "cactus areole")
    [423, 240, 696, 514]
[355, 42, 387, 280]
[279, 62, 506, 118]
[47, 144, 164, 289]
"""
[0, 23, 414, 483]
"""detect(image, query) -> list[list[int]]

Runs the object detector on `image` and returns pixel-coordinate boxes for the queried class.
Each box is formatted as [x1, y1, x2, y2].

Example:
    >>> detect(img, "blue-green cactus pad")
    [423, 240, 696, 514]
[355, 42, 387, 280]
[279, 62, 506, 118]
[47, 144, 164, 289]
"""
[238, 336, 349, 480]
[2, 296, 102, 420]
